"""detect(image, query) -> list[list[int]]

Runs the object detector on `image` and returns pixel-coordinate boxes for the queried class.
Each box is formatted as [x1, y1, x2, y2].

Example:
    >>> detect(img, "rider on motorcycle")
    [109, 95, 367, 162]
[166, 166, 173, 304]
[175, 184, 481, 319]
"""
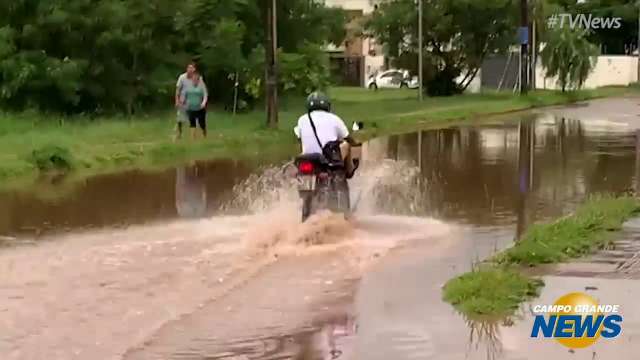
[293, 92, 362, 221]
[294, 91, 357, 166]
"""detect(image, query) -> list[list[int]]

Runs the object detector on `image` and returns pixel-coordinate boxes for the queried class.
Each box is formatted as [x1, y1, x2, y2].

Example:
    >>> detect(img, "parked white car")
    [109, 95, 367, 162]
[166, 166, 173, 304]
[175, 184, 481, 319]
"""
[366, 69, 418, 90]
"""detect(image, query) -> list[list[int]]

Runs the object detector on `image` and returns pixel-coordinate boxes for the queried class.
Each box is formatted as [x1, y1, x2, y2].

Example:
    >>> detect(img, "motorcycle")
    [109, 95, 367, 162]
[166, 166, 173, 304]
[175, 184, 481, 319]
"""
[294, 122, 363, 222]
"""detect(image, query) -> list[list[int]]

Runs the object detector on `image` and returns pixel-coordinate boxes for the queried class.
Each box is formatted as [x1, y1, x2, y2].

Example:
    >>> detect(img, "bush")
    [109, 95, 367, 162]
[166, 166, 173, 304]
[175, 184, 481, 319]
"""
[28, 145, 74, 172]
[0, 0, 346, 114]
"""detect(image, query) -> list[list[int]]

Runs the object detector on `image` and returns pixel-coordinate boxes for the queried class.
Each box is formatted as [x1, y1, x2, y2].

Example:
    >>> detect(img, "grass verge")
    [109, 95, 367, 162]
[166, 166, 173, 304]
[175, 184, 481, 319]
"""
[442, 266, 544, 319]
[0, 85, 636, 191]
[442, 195, 640, 319]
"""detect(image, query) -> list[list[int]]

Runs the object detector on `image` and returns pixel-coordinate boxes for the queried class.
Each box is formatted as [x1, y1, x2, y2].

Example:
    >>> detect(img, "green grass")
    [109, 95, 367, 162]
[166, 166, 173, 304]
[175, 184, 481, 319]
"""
[495, 195, 640, 266]
[443, 266, 544, 318]
[442, 195, 640, 319]
[0, 85, 636, 190]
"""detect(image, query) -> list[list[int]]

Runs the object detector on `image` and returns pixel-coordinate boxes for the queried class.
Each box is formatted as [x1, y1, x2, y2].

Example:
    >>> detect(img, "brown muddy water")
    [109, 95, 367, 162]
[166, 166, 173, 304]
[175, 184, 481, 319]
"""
[2, 100, 640, 360]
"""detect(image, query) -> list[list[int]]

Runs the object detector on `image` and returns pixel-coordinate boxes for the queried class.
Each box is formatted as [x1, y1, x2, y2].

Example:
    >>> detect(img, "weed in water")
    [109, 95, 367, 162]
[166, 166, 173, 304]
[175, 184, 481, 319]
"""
[442, 266, 544, 318]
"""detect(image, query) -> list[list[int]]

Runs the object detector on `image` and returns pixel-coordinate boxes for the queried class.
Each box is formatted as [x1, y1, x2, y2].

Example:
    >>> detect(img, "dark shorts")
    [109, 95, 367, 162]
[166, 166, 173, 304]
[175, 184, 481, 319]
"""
[187, 109, 206, 130]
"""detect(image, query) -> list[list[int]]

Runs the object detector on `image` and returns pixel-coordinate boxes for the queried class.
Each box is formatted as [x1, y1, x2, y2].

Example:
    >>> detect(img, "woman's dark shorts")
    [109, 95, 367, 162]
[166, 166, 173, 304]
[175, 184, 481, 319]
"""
[187, 109, 206, 130]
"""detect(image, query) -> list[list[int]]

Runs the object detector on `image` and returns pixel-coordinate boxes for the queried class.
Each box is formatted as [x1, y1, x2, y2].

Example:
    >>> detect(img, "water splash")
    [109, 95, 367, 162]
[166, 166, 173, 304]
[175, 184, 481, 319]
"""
[223, 159, 427, 218]
[221, 164, 299, 215]
[351, 159, 427, 216]
[209, 159, 434, 281]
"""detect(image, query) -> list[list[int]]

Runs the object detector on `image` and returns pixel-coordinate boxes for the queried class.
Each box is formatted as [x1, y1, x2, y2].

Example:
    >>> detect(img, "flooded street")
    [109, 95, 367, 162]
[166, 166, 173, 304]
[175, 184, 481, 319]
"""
[2, 97, 640, 359]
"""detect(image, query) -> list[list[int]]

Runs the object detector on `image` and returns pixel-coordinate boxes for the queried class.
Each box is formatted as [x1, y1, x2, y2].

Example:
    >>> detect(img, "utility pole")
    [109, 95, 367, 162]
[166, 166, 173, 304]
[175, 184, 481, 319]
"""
[531, 19, 536, 90]
[519, 0, 529, 94]
[418, 0, 424, 101]
[265, 0, 279, 127]
[636, 129, 640, 195]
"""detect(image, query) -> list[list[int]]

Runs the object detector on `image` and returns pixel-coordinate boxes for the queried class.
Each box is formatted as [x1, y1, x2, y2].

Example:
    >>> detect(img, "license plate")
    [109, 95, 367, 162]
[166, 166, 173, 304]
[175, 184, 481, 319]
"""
[297, 175, 316, 191]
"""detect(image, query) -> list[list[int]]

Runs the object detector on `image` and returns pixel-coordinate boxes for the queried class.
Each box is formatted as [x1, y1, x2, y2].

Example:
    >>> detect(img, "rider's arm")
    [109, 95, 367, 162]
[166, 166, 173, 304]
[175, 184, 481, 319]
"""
[335, 116, 359, 145]
[344, 135, 358, 146]
[294, 119, 303, 153]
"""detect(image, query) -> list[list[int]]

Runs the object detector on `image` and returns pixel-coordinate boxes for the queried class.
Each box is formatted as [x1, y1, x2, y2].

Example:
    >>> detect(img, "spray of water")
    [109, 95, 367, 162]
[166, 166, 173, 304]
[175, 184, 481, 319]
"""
[351, 159, 427, 216]
[218, 158, 434, 271]
[221, 164, 299, 215]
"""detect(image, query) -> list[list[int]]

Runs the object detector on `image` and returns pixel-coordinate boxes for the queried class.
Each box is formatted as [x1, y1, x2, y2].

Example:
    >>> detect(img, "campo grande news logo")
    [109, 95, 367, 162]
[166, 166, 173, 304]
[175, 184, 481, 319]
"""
[531, 292, 623, 349]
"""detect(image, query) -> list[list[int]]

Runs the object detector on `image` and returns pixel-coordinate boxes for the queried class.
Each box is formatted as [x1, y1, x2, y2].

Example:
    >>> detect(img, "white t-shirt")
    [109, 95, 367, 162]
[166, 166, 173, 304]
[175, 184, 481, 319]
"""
[295, 111, 349, 155]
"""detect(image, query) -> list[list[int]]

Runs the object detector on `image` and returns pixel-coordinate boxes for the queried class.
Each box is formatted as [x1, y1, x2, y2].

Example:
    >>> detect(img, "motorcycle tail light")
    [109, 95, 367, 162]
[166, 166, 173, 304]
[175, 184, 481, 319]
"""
[298, 161, 314, 175]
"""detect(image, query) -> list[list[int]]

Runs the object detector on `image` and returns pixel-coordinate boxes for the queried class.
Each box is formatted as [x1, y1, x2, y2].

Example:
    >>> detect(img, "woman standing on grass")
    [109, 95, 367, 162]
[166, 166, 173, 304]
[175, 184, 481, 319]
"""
[181, 72, 209, 139]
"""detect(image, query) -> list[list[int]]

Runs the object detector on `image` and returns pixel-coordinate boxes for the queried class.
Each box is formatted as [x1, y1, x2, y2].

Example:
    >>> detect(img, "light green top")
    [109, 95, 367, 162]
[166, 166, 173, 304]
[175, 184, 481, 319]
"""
[179, 76, 208, 111]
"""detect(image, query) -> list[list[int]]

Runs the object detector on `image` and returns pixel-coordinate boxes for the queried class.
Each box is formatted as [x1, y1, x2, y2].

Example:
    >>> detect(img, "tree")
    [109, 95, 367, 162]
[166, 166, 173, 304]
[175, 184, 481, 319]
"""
[0, 0, 346, 114]
[540, 26, 599, 91]
[0, 0, 186, 113]
[546, 0, 638, 55]
[177, 0, 347, 111]
[367, 0, 517, 96]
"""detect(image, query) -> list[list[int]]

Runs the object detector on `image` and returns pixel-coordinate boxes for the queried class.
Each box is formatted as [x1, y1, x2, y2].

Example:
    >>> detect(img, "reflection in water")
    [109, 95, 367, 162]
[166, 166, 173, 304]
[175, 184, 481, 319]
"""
[365, 114, 637, 233]
[295, 314, 357, 360]
[465, 317, 510, 360]
[205, 314, 357, 360]
[175, 161, 207, 218]
[515, 119, 535, 240]
[0, 159, 252, 236]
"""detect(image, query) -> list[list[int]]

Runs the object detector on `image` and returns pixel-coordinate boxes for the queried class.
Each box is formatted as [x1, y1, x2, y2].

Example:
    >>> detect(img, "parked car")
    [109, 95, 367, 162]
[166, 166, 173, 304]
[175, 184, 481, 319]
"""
[366, 69, 419, 90]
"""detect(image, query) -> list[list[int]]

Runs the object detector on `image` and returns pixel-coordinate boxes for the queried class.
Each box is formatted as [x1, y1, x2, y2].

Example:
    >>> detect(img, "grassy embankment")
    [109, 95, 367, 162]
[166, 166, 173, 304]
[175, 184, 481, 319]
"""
[442, 195, 640, 319]
[0, 85, 635, 189]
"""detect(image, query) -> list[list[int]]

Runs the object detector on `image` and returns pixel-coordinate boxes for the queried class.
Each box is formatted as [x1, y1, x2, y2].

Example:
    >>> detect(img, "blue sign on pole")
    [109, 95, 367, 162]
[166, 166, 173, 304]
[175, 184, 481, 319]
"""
[518, 26, 529, 45]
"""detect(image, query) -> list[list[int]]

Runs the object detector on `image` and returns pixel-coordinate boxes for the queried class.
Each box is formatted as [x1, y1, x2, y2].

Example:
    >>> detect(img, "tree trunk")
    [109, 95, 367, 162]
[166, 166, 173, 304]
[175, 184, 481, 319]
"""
[264, 0, 278, 128]
[461, 67, 480, 91]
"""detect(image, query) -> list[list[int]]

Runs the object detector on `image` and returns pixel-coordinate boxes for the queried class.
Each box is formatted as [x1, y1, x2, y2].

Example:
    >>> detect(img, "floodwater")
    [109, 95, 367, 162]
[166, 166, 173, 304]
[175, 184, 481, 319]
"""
[0, 159, 254, 238]
[2, 97, 640, 359]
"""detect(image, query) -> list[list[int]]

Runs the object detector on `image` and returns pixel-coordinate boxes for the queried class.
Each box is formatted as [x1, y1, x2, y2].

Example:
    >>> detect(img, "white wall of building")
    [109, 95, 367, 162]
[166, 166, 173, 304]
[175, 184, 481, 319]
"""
[323, 0, 380, 13]
[536, 56, 638, 90]
[364, 50, 385, 79]
[462, 70, 482, 93]
[324, 0, 386, 81]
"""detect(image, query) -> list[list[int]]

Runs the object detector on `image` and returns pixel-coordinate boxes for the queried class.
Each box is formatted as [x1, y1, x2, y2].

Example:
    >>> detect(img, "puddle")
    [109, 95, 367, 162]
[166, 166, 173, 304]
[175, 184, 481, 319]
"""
[365, 113, 638, 230]
[0, 159, 253, 237]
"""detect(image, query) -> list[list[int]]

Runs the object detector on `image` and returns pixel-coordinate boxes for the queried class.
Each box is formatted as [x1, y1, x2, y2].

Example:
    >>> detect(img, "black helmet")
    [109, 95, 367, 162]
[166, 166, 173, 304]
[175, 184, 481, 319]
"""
[306, 91, 331, 112]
